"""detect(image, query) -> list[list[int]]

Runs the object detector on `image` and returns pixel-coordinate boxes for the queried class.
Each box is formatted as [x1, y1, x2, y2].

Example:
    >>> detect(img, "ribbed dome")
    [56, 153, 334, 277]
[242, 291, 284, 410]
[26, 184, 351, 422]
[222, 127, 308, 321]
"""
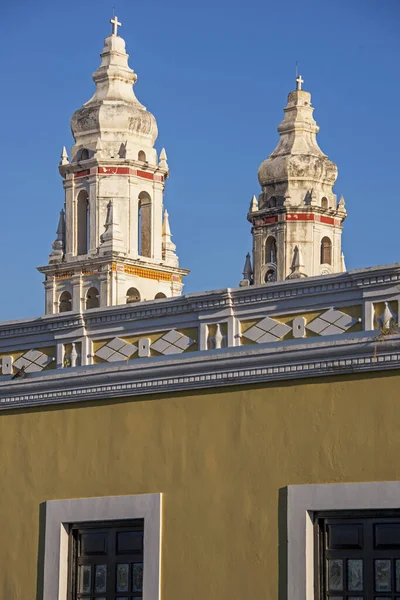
[258, 89, 337, 188]
[71, 33, 158, 147]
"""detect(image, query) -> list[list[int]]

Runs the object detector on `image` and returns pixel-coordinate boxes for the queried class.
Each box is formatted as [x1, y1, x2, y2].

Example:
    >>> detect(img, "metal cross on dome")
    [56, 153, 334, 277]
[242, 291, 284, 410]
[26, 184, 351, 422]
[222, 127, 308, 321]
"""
[110, 15, 122, 36]
[296, 75, 304, 91]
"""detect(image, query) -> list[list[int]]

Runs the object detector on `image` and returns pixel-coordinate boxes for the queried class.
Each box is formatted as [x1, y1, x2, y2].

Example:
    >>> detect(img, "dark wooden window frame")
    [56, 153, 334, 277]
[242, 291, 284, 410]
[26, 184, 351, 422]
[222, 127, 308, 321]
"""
[314, 509, 400, 600]
[68, 518, 144, 600]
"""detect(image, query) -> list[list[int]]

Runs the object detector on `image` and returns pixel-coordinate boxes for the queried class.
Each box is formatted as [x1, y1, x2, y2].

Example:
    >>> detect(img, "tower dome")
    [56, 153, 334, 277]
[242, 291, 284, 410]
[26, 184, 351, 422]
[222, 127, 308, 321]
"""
[258, 79, 337, 199]
[70, 20, 158, 157]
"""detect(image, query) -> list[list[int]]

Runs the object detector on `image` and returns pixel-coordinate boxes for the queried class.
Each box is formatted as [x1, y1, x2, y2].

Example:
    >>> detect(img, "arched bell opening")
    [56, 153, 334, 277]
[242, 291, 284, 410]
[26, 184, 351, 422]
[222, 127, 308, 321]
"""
[59, 291, 72, 313]
[265, 236, 277, 265]
[86, 287, 100, 310]
[76, 190, 89, 255]
[138, 191, 152, 258]
[126, 288, 141, 303]
[320, 236, 332, 265]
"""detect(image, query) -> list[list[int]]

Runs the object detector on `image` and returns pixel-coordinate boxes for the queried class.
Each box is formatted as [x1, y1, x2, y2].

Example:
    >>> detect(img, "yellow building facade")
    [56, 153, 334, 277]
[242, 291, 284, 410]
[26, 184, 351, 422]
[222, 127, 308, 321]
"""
[2, 372, 400, 599]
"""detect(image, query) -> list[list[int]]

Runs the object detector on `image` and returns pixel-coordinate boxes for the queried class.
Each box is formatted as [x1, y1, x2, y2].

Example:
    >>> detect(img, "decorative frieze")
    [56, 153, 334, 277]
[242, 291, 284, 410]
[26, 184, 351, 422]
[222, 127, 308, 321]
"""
[0, 262, 398, 407]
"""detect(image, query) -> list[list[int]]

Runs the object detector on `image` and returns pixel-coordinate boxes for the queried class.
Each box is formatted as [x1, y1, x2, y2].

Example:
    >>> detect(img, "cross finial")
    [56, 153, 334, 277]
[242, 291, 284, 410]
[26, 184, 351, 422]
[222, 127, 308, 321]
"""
[110, 14, 121, 36]
[296, 74, 304, 91]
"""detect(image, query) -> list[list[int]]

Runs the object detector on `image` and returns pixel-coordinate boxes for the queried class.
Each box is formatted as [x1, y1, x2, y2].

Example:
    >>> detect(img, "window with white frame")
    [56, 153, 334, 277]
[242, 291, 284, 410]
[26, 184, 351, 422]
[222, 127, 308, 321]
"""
[42, 494, 161, 600]
[286, 482, 400, 600]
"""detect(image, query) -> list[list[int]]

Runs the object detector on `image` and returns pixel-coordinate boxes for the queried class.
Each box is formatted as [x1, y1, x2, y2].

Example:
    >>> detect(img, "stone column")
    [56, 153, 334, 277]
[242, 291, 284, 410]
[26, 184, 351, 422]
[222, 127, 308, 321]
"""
[64, 175, 75, 258]
[71, 273, 82, 312]
[44, 277, 56, 315]
[253, 227, 264, 284]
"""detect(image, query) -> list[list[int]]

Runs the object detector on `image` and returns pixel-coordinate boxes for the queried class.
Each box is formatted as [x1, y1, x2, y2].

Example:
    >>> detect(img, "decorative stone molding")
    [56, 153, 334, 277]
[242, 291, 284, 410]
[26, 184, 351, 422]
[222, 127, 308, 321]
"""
[0, 262, 398, 407]
[1, 331, 400, 410]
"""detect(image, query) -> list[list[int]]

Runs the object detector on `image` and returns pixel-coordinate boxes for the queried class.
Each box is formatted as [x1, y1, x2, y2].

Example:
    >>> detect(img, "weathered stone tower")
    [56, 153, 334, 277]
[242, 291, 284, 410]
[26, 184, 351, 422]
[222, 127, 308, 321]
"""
[38, 17, 188, 314]
[242, 76, 347, 285]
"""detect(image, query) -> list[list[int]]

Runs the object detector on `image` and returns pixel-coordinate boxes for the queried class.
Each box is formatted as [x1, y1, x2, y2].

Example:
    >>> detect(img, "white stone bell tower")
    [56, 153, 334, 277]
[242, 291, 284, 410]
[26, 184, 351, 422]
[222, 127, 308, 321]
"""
[38, 16, 189, 314]
[242, 76, 347, 286]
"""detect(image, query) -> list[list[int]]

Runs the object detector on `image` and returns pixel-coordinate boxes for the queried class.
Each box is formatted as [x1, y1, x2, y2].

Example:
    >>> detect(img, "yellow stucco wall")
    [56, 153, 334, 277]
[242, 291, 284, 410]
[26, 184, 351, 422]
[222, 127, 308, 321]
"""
[1, 370, 400, 599]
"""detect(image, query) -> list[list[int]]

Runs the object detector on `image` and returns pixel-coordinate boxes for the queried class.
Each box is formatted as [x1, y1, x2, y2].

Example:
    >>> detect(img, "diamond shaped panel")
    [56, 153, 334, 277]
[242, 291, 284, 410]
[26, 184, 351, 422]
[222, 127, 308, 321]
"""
[306, 309, 357, 336]
[242, 316, 291, 344]
[151, 330, 195, 356]
[95, 337, 137, 363]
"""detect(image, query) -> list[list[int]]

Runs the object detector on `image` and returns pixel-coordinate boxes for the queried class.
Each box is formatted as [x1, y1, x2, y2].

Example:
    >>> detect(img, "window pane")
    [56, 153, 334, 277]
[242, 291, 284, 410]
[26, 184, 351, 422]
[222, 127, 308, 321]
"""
[117, 531, 143, 554]
[132, 562, 143, 592]
[396, 560, 400, 592]
[348, 559, 363, 591]
[95, 564, 107, 593]
[81, 532, 107, 555]
[328, 559, 344, 591]
[116, 564, 129, 592]
[79, 564, 91, 593]
[375, 559, 391, 592]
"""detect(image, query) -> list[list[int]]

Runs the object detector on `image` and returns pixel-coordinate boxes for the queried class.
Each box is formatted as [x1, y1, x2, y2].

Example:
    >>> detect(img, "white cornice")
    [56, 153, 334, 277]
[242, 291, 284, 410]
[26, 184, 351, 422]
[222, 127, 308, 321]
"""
[0, 332, 399, 411]
[0, 261, 399, 409]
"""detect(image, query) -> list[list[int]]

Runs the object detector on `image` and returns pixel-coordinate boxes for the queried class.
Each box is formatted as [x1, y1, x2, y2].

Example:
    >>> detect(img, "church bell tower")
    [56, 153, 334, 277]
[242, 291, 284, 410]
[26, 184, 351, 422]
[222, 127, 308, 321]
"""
[242, 76, 347, 286]
[38, 16, 189, 314]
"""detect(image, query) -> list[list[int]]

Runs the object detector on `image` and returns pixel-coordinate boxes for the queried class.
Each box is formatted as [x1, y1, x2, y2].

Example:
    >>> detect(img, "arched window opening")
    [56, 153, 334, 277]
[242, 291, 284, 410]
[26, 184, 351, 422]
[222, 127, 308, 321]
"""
[80, 148, 89, 161]
[265, 236, 277, 264]
[321, 197, 328, 210]
[269, 196, 277, 208]
[155, 292, 167, 299]
[320, 236, 332, 265]
[265, 269, 276, 283]
[126, 288, 141, 303]
[77, 190, 89, 255]
[138, 191, 152, 258]
[138, 150, 146, 162]
[59, 291, 72, 313]
[86, 287, 99, 310]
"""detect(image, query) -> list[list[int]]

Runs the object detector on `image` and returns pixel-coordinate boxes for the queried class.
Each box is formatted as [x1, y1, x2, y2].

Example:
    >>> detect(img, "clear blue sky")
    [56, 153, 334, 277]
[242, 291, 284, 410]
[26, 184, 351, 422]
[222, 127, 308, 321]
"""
[0, 0, 398, 320]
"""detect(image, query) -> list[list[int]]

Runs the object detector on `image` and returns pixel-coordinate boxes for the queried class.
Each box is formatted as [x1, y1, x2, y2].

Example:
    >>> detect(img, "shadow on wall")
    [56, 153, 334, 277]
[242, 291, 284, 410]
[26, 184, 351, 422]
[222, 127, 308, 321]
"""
[278, 487, 288, 600]
[35, 502, 46, 600]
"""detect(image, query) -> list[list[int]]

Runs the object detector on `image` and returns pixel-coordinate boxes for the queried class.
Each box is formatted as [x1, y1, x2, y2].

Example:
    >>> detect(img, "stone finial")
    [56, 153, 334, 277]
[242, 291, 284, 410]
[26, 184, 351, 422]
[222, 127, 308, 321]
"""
[99, 200, 125, 255]
[159, 148, 168, 170]
[243, 253, 253, 279]
[337, 195, 347, 218]
[162, 209, 178, 266]
[250, 195, 258, 212]
[341, 252, 346, 272]
[60, 146, 69, 166]
[310, 188, 318, 206]
[378, 302, 397, 330]
[214, 324, 224, 349]
[283, 192, 292, 207]
[239, 253, 253, 287]
[49, 209, 66, 263]
[286, 245, 308, 279]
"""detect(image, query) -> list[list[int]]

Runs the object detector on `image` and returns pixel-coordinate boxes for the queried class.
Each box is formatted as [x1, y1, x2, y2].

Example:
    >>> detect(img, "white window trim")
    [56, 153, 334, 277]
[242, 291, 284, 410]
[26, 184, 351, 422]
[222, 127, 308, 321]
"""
[43, 493, 162, 600]
[287, 481, 400, 600]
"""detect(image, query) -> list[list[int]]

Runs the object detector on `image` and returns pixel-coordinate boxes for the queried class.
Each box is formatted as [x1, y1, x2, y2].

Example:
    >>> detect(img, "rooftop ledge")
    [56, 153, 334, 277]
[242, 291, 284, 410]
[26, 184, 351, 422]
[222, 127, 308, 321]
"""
[0, 260, 399, 409]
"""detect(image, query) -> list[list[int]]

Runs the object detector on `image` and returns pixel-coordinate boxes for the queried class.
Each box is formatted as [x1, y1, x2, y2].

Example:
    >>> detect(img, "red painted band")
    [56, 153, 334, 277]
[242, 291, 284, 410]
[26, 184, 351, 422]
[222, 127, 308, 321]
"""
[74, 170, 90, 178]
